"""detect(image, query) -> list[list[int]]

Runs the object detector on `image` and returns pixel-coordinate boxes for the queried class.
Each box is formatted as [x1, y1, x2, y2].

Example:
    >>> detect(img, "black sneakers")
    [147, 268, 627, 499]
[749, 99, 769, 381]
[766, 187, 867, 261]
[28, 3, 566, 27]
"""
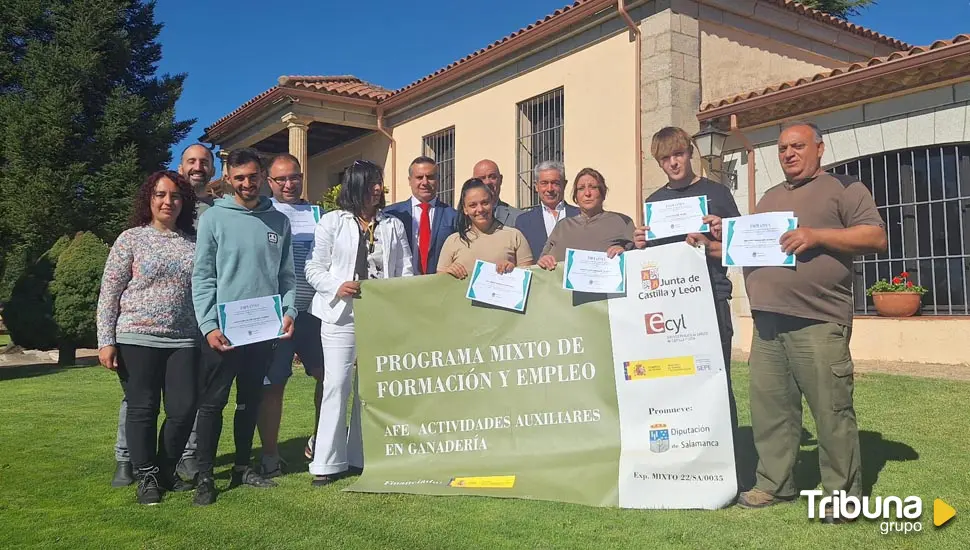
[136, 467, 162, 505]
[112, 461, 135, 488]
[231, 466, 278, 488]
[193, 474, 217, 506]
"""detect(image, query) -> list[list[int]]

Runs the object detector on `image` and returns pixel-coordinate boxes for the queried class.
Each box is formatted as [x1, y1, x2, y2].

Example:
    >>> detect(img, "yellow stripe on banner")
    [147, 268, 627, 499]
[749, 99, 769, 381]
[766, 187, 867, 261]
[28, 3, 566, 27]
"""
[624, 356, 696, 380]
[449, 475, 516, 488]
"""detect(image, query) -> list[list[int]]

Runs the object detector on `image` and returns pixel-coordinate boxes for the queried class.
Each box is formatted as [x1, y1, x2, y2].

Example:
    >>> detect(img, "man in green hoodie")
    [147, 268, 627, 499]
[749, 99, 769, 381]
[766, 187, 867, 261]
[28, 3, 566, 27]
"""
[191, 147, 297, 506]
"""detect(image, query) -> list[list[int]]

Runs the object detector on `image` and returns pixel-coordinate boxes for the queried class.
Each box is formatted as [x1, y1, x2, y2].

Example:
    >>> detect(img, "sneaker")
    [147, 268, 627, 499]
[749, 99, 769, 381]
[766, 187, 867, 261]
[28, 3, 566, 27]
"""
[159, 469, 194, 492]
[193, 474, 217, 506]
[305, 436, 315, 460]
[737, 488, 796, 509]
[112, 461, 135, 488]
[176, 456, 199, 482]
[136, 468, 162, 505]
[259, 455, 287, 479]
[231, 466, 278, 488]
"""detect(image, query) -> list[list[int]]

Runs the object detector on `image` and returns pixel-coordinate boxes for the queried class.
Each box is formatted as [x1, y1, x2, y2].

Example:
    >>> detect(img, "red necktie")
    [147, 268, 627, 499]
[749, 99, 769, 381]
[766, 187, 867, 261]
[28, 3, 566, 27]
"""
[418, 202, 431, 274]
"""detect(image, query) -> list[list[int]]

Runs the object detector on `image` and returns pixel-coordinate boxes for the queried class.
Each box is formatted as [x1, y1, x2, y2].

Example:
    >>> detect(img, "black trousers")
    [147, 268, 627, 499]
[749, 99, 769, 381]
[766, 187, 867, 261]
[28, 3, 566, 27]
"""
[116, 344, 198, 472]
[714, 298, 739, 435]
[195, 341, 275, 476]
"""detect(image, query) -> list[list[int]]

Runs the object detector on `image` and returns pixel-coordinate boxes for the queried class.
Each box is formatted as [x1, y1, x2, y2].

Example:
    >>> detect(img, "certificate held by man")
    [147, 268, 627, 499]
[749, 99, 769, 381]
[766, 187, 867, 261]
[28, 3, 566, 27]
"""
[272, 202, 321, 241]
[722, 212, 798, 267]
[217, 294, 284, 347]
[644, 195, 710, 240]
[563, 248, 626, 293]
[465, 260, 533, 312]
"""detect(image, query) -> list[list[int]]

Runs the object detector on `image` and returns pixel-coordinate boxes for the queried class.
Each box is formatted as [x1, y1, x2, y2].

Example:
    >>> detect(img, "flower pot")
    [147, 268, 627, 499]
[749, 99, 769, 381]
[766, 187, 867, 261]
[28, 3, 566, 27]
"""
[871, 292, 922, 317]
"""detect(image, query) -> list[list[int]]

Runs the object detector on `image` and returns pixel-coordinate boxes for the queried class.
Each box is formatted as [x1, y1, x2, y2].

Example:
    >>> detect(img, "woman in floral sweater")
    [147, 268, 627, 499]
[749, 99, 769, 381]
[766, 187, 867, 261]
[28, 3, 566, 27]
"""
[96, 170, 199, 505]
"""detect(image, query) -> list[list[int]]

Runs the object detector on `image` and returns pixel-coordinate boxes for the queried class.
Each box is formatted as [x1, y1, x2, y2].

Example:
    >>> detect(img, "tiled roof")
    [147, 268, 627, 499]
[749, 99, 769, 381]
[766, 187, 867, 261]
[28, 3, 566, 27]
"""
[386, 0, 908, 98]
[204, 76, 388, 136]
[277, 75, 391, 100]
[758, 0, 908, 50]
[700, 34, 970, 112]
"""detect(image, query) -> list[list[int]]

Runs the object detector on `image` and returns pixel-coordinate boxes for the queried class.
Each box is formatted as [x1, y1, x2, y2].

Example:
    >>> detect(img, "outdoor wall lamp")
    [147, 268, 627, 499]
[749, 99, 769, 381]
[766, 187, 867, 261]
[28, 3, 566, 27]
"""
[694, 120, 738, 190]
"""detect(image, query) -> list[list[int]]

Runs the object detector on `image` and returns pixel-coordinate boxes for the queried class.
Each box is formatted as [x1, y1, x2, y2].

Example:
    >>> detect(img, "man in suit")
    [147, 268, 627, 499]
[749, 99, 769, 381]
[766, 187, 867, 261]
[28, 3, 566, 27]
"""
[472, 159, 522, 226]
[384, 156, 458, 274]
[514, 160, 579, 258]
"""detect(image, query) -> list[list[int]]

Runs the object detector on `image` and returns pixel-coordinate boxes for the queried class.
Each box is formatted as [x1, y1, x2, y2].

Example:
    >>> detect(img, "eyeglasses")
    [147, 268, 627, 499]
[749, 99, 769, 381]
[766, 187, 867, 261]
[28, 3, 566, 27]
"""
[270, 174, 304, 184]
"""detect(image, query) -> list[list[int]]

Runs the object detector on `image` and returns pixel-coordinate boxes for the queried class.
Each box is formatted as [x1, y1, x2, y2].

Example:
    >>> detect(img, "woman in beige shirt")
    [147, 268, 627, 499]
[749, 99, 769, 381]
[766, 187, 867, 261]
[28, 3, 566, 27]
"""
[537, 167, 635, 269]
[438, 178, 534, 279]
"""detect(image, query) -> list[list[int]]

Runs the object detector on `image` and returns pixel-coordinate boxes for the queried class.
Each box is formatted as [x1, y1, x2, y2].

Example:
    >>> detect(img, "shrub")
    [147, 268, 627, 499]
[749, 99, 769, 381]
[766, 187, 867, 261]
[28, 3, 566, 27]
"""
[2, 236, 72, 350]
[865, 271, 929, 296]
[50, 232, 110, 358]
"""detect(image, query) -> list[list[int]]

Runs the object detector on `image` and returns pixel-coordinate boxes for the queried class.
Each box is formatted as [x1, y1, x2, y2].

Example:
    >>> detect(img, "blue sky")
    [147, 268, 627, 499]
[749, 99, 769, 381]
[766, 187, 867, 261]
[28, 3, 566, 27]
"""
[154, 0, 970, 174]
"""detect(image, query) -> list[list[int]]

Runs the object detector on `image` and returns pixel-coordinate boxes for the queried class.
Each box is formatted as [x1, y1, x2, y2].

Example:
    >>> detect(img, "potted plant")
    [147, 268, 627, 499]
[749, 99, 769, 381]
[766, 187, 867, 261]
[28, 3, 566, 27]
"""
[865, 271, 928, 317]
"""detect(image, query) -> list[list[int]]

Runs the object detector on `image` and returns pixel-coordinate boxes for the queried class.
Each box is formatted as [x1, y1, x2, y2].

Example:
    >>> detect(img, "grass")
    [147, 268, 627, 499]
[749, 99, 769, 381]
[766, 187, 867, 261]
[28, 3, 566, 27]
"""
[0, 333, 10, 346]
[1, 363, 968, 549]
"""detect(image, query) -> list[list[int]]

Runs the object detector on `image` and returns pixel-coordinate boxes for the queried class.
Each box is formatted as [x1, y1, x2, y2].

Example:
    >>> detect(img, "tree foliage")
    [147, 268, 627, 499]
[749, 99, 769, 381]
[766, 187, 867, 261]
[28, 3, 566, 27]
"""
[0, 0, 193, 301]
[798, 0, 876, 19]
[2, 236, 72, 350]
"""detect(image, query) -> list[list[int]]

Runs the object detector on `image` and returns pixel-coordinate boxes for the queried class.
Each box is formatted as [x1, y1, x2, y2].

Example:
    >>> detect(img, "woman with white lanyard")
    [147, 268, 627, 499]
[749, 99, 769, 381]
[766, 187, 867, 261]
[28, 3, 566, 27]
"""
[304, 160, 413, 485]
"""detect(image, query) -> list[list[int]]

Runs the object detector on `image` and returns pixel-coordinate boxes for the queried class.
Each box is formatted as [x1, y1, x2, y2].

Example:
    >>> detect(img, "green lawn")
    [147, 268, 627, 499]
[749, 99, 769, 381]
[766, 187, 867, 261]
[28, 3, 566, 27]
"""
[0, 333, 10, 346]
[1, 363, 968, 549]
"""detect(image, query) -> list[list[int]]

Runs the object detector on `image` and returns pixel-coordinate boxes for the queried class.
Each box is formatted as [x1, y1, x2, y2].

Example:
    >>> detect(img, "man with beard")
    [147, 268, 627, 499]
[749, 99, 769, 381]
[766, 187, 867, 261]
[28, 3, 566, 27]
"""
[514, 160, 579, 259]
[384, 156, 458, 275]
[109, 143, 213, 488]
[178, 144, 217, 226]
[191, 147, 297, 505]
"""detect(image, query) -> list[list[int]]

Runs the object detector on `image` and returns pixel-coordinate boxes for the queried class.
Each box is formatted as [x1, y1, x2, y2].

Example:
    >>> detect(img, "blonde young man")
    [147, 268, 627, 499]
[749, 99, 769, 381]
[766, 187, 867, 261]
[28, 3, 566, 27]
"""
[633, 126, 743, 480]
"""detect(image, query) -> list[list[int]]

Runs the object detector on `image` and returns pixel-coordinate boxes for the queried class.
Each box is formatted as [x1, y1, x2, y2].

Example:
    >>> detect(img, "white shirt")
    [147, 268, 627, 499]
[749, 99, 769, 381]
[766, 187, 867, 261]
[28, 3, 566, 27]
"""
[409, 196, 438, 260]
[305, 210, 413, 324]
[541, 201, 566, 237]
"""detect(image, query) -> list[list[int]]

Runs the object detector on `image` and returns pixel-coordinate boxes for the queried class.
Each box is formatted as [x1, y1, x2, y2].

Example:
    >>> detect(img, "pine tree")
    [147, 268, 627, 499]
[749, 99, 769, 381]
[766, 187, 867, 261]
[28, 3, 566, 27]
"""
[798, 0, 877, 19]
[0, 0, 193, 300]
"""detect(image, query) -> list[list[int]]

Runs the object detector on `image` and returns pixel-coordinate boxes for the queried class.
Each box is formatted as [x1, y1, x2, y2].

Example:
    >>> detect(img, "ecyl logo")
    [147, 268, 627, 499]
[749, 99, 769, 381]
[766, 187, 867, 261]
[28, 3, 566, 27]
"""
[802, 490, 957, 534]
[645, 312, 687, 335]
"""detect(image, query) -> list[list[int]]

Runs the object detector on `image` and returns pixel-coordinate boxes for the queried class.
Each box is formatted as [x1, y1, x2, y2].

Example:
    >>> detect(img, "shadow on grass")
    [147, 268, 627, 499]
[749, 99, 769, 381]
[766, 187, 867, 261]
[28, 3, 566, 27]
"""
[214, 436, 311, 477]
[0, 359, 97, 381]
[734, 426, 918, 495]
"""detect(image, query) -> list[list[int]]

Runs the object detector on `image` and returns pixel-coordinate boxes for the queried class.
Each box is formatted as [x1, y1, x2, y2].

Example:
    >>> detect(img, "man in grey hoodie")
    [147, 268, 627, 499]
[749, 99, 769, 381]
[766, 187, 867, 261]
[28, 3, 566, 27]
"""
[191, 148, 297, 506]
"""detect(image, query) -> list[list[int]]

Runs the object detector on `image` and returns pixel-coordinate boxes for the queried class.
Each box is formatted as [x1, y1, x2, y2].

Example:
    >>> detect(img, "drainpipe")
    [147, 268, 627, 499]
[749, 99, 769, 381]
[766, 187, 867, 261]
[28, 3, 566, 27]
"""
[730, 114, 757, 214]
[617, 0, 644, 225]
[376, 105, 397, 203]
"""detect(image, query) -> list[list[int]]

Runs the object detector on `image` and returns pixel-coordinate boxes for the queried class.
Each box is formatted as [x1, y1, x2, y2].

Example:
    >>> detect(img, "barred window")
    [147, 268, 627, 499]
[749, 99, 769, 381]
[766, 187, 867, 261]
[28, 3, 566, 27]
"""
[516, 88, 564, 209]
[422, 127, 456, 206]
[829, 144, 970, 315]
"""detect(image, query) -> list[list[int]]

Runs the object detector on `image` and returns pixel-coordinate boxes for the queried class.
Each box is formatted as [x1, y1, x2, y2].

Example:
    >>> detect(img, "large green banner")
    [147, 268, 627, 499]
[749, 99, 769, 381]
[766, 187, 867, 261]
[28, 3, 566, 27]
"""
[348, 246, 736, 509]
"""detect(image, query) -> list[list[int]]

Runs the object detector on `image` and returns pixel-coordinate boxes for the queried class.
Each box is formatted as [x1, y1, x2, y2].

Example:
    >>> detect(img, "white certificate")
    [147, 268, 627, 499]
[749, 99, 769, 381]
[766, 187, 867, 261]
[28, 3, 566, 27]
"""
[465, 260, 532, 312]
[273, 202, 322, 241]
[643, 195, 710, 240]
[217, 295, 284, 347]
[562, 248, 626, 293]
[722, 213, 799, 267]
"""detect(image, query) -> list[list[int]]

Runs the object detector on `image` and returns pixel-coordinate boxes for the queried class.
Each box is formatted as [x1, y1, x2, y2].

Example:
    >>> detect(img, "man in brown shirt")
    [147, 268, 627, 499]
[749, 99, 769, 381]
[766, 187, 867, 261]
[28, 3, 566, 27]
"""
[735, 122, 887, 521]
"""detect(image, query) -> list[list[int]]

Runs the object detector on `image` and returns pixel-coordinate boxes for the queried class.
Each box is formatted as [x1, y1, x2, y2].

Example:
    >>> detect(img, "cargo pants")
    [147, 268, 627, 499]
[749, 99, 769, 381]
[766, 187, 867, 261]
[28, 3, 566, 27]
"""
[748, 311, 862, 499]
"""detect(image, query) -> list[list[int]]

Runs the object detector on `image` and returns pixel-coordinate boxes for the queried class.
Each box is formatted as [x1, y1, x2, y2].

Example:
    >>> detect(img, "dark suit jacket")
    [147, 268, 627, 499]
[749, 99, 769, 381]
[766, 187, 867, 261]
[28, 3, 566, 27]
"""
[384, 198, 458, 274]
[514, 203, 580, 259]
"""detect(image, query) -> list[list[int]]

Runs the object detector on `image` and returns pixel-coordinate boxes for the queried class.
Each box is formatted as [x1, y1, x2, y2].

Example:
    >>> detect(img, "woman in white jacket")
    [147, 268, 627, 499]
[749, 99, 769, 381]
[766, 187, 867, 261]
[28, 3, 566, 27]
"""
[304, 160, 413, 485]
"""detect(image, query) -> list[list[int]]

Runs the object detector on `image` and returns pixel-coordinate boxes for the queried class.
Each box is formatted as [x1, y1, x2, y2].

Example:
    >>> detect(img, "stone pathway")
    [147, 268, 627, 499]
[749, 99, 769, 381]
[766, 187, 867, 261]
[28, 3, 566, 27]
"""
[0, 345, 99, 368]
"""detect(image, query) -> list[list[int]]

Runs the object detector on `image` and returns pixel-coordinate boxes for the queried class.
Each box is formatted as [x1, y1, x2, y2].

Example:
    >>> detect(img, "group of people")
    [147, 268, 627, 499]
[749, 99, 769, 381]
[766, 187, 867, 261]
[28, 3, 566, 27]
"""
[97, 121, 886, 522]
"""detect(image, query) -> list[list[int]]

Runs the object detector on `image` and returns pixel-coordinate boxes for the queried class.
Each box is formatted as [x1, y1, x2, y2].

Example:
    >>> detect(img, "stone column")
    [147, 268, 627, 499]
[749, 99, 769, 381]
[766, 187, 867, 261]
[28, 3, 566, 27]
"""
[217, 150, 230, 195]
[282, 112, 311, 199]
[640, 0, 702, 199]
